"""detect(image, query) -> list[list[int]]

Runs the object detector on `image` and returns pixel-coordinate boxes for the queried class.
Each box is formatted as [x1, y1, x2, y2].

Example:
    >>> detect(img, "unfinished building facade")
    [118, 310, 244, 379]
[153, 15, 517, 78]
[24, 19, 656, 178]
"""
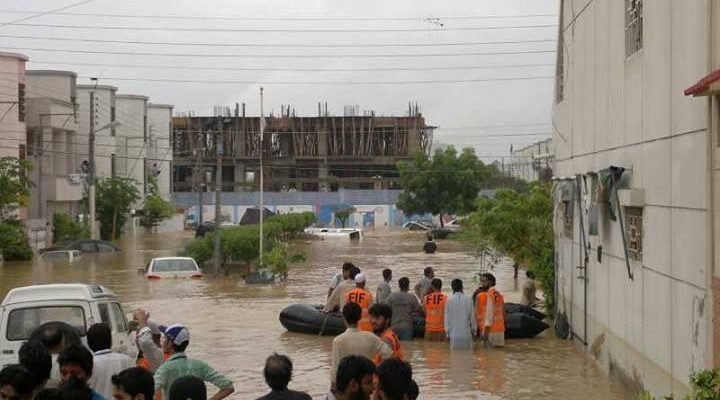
[172, 104, 433, 192]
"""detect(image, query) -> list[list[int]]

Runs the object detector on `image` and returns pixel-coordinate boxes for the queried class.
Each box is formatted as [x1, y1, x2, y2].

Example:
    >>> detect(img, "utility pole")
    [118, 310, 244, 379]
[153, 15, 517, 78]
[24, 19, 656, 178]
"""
[259, 87, 265, 267]
[194, 127, 203, 226]
[213, 119, 223, 277]
[88, 91, 97, 240]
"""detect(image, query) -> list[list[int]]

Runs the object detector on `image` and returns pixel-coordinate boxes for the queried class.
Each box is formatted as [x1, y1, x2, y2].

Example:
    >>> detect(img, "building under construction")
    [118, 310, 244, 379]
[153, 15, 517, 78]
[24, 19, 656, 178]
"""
[172, 104, 433, 192]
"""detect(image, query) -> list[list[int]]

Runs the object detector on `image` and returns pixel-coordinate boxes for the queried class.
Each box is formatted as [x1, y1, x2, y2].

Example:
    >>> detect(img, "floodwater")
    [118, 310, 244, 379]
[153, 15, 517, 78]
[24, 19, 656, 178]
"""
[0, 230, 634, 399]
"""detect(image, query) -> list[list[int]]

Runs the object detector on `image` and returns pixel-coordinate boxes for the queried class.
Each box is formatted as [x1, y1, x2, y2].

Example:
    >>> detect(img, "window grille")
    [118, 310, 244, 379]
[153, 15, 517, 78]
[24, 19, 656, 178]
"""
[625, 0, 643, 57]
[626, 207, 643, 261]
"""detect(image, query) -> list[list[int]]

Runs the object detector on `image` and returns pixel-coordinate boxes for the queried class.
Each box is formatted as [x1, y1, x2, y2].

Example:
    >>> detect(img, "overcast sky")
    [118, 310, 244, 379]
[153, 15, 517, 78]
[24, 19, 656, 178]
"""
[0, 0, 558, 160]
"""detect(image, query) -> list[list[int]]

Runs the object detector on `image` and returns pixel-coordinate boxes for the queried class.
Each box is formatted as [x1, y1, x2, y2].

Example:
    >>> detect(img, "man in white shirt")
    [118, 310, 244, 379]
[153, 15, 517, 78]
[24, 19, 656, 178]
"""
[444, 279, 477, 350]
[87, 323, 135, 399]
[324, 265, 361, 312]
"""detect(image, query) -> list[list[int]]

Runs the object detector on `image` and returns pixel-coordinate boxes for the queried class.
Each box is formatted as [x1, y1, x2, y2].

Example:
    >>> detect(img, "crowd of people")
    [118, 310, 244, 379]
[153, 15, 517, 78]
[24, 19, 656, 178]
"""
[0, 261, 536, 400]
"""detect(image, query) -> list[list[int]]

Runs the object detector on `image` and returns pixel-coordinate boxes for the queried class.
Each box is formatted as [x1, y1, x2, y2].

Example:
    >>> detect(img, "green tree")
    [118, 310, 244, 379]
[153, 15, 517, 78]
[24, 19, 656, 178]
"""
[0, 220, 33, 261]
[0, 157, 32, 219]
[52, 213, 89, 243]
[334, 207, 355, 228]
[96, 177, 140, 240]
[141, 177, 175, 230]
[397, 146, 493, 227]
[460, 183, 555, 310]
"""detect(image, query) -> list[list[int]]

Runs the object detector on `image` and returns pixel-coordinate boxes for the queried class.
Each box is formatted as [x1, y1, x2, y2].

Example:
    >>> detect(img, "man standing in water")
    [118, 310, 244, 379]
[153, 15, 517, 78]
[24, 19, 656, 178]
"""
[422, 278, 447, 342]
[328, 263, 355, 300]
[386, 277, 424, 341]
[479, 273, 506, 348]
[444, 279, 477, 349]
[521, 270, 539, 307]
[368, 304, 403, 365]
[344, 273, 374, 332]
[376, 269, 393, 304]
[325, 266, 361, 312]
[413, 267, 434, 300]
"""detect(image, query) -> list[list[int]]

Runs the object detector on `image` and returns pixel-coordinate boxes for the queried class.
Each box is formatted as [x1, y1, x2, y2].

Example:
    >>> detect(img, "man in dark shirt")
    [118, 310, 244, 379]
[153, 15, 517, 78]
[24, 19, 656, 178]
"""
[256, 354, 311, 400]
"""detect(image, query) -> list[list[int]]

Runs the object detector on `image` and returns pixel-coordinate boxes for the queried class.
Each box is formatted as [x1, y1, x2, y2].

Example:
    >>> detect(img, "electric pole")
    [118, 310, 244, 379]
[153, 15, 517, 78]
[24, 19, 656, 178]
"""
[213, 119, 223, 277]
[259, 87, 265, 267]
[88, 91, 97, 239]
[194, 128, 203, 226]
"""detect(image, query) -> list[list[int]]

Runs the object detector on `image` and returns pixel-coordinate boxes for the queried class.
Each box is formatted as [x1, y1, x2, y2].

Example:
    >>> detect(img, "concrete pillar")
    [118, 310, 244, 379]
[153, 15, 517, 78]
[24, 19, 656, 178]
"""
[234, 163, 245, 192]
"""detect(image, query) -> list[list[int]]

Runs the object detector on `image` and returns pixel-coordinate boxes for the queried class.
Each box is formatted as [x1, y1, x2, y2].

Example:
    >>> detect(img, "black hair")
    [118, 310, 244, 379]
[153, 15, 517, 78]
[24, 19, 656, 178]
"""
[451, 279, 463, 293]
[30, 322, 82, 351]
[60, 377, 92, 400]
[482, 273, 497, 287]
[382, 269, 392, 280]
[423, 267, 434, 278]
[57, 345, 94, 376]
[368, 303, 392, 321]
[169, 376, 206, 400]
[19, 340, 52, 388]
[526, 270, 535, 279]
[431, 278, 442, 291]
[407, 380, 419, 400]
[349, 266, 361, 280]
[377, 359, 412, 400]
[0, 364, 35, 397]
[263, 353, 292, 391]
[34, 388, 63, 400]
[342, 262, 355, 272]
[87, 323, 112, 353]
[111, 367, 154, 400]
[398, 277, 410, 291]
[173, 341, 189, 353]
[335, 356, 376, 393]
[342, 302, 362, 325]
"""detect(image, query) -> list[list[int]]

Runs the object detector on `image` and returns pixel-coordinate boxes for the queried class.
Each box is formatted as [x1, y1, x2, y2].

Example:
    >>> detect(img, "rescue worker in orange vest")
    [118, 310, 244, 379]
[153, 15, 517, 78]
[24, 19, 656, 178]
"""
[478, 273, 505, 347]
[422, 278, 447, 341]
[344, 272, 375, 332]
[368, 303, 403, 365]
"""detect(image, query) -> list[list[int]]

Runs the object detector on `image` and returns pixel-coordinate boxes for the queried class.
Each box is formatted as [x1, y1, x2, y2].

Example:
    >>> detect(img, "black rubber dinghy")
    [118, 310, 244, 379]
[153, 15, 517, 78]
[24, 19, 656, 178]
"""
[280, 302, 549, 339]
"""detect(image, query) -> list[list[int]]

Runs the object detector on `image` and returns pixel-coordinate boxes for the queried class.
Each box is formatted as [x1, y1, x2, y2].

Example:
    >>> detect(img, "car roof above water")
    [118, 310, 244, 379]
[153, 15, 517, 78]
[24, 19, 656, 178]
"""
[1, 283, 118, 306]
[151, 257, 195, 262]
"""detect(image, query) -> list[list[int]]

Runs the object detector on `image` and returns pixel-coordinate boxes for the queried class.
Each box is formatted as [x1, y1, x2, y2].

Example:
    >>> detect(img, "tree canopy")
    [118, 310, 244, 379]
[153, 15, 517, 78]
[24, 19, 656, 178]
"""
[96, 177, 140, 240]
[141, 177, 175, 230]
[397, 146, 496, 226]
[0, 157, 32, 219]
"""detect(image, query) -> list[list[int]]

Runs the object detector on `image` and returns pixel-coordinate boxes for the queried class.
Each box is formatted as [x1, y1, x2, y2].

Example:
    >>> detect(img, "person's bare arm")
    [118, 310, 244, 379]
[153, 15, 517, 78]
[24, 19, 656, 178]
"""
[210, 387, 234, 400]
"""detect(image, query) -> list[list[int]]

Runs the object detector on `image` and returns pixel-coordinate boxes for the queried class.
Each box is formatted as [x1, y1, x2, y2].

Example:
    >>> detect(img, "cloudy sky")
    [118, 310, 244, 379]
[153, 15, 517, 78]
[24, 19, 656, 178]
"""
[0, 0, 558, 160]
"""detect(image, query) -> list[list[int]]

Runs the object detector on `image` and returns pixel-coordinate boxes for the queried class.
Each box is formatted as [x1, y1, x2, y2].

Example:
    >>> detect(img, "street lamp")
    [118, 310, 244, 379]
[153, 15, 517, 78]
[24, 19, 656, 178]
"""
[88, 120, 121, 240]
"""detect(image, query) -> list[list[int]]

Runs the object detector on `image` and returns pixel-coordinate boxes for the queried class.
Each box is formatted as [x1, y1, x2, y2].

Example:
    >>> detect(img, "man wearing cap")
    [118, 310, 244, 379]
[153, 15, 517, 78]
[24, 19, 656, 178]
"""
[153, 324, 235, 400]
[343, 273, 375, 332]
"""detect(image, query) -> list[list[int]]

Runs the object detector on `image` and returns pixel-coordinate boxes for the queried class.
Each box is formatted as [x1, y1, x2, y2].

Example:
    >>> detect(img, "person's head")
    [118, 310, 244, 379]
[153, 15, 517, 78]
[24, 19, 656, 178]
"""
[526, 270, 535, 280]
[59, 378, 91, 400]
[376, 359, 412, 400]
[159, 324, 190, 354]
[398, 277, 410, 292]
[263, 353, 293, 392]
[451, 279, 463, 293]
[368, 303, 392, 334]
[430, 278, 442, 292]
[478, 275, 490, 291]
[335, 356, 376, 400]
[168, 376, 206, 400]
[0, 365, 35, 400]
[382, 269, 392, 282]
[18, 340, 51, 391]
[354, 272, 366, 289]
[33, 388, 63, 400]
[57, 345, 93, 384]
[342, 302, 362, 328]
[407, 380, 419, 400]
[111, 368, 154, 400]
[482, 273, 497, 287]
[426, 233, 433, 242]
[87, 323, 112, 353]
[34, 325, 63, 354]
[349, 266, 361, 281]
[342, 262, 355, 280]
[423, 267, 434, 279]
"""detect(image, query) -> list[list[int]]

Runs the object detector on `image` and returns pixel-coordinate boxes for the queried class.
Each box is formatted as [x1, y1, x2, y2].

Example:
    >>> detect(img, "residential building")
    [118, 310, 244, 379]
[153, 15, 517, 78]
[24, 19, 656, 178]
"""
[25, 70, 83, 226]
[76, 84, 118, 181]
[0, 52, 28, 220]
[115, 94, 148, 200]
[507, 138, 553, 182]
[148, 103, 173, 200]
[553, 0, 715, 397]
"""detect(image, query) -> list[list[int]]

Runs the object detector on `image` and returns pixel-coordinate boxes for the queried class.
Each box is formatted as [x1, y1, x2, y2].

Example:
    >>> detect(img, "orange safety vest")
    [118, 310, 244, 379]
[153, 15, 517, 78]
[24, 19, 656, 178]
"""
[423, 292, 447, 333]
[373, 328, 403, 365]
[475, 291, 488, 332]
[138, 352, 171, 400]
[345, 288, 374, 332]
[486, 288, 506, 333]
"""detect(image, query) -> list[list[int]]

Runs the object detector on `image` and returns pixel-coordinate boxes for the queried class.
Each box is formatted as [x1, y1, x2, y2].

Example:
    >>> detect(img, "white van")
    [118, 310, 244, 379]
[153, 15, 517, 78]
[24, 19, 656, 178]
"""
[0, 284, 138, 367]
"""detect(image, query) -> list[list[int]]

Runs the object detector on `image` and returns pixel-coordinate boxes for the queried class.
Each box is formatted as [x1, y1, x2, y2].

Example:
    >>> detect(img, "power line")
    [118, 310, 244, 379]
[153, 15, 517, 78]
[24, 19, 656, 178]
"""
[436, 122, 552, 130]
[6, 46, 555, 59]
[0, 0, 95, 26]
[0, 10, 557, 22]
[5, 22, 558, 33]
[0, 34, 556, 48]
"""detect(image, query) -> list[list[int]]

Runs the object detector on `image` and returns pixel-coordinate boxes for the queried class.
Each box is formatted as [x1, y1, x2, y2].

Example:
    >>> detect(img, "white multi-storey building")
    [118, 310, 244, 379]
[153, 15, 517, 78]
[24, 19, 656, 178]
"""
[0, 52, 28, 220]
[115, 94, 148, 201]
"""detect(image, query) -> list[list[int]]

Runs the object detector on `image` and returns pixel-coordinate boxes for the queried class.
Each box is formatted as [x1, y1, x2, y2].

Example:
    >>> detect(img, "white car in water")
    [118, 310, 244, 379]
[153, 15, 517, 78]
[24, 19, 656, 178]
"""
[0, 284, 137, 367]
[145, 257, 203, 280]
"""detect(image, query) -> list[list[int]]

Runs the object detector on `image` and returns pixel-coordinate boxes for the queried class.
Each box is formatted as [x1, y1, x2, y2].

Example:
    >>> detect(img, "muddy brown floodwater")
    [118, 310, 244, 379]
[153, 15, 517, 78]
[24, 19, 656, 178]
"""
[0, 230, 634, 399]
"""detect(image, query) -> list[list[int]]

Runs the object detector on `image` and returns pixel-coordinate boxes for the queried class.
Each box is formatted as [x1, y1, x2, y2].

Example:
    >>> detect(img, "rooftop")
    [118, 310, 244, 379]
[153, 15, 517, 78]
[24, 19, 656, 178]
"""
[0, 51, 28, 61]
[26, 70, 77, 78]
[1, 283, 118, 305]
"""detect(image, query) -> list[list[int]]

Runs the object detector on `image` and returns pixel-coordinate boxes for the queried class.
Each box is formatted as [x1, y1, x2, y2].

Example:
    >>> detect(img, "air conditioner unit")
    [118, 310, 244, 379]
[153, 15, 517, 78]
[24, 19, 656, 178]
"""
[69, 174, 83, 185]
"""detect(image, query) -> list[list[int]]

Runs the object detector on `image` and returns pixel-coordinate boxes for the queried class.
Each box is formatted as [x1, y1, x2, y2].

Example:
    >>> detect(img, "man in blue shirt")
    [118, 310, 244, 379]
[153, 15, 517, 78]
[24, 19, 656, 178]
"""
[57, 345, 106, 400]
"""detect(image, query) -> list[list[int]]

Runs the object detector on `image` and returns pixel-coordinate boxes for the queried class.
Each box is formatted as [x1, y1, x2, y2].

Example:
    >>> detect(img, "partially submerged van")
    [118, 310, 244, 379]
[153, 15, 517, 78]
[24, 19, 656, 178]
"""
[0, 284, 138, 367]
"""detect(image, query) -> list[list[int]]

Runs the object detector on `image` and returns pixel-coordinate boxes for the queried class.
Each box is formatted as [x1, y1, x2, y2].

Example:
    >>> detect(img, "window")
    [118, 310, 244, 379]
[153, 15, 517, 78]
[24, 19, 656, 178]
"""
[555, 0, 565, 103]
[98, 303, 111, 326]
[559, 201, 573, 238]
[111, 153, 116, 177]
[79, 242, 96, 252]
[625, 0, 643, 57]
[17, 83, 25, 122]
[97, 243, 118, 252]
[7, 306, 86, 340]
[110, 303, 128, 333]
[626, 207, 643, 261]
[151, 259, 198, 273]
[110, 106, 116, 137]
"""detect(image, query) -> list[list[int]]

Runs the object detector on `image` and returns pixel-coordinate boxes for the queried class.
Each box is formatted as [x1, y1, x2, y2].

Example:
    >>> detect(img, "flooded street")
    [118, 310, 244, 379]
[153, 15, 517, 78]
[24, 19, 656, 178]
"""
[0, 230, 633, 399]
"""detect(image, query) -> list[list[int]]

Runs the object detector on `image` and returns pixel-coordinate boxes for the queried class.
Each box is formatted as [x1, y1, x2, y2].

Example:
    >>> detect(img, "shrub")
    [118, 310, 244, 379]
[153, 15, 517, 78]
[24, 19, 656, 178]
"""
[52, 213, 88, 243]
[0, 221, 33, 261]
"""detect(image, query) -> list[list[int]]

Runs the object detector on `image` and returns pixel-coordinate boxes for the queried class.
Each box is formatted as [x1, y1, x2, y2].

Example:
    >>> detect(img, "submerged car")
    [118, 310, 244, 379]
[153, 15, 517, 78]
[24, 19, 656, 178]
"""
[64, 240, 121, 253]
[144, 257, 203, 280]
[402, 221, 433, 231]
[41, 250, 82, 262]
